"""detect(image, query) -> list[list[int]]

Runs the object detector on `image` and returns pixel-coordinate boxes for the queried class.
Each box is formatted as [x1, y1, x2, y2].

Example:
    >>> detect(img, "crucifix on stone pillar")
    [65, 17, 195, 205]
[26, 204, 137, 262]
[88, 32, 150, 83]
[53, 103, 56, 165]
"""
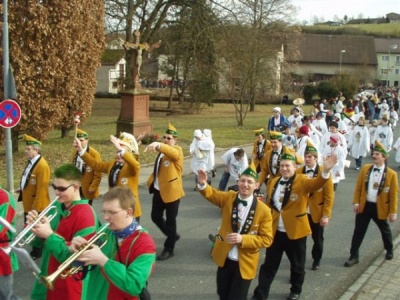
[123, 30, 161, 90]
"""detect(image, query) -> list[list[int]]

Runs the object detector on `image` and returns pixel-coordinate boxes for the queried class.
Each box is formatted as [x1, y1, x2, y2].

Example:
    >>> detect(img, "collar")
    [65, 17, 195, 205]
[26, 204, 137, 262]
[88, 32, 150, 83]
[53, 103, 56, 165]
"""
[29, 155, 41, 165]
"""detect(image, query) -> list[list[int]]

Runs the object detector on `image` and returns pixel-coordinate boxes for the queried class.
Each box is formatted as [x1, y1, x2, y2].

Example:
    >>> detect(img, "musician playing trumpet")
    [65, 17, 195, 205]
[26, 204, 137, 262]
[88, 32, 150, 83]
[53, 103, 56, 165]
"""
[69, 187, 156, 300]
[28, 164, 99, 300]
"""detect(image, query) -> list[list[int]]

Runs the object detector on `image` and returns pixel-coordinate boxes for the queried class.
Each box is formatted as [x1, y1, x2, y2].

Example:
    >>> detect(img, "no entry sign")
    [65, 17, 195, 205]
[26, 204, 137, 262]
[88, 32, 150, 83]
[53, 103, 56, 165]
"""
[0, 99, 21, 128]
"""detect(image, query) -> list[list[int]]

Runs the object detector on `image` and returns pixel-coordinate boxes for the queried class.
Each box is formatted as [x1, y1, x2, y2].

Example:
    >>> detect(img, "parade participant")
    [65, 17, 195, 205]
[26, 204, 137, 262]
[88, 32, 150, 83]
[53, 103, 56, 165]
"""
[296, 141, 334, 271]
[146, 124, 185, 261]
[197, 164, 273, 300]
[250, 148, 337, 300]
[190, 129, 214, 187]
[373, 116, 393, 153]
[295, 125, 311, 158]
[17, 134, 51, 221]
[389, 106, 398, 128]
[348, 117, 370, 170]
[267, 107, 289, 132]
[393, 136, 400, 168]
[71, 129, 102, 206]
[312, 112, 328, 135]
[252, 128, 271, 174]
[29, 164, 98, 300]
[256, 131, 288, 189]
[344, 141, 398, 267]
[319, 121, 348, 156]
[281, 125, 296, 150]
[287, 107, 303, 134]
[302, 116, 322, 150]
[74, 132, 142, 221]
[70, 187, 156, 300]
[333, 113, 347, 135]
[0, 188, 20, 300]
[17, 134, 51, 260]
[320, 134, 345, 191]
[218, 148, 248, 191]
[369, 119, 379, 152]
[203, 129, 216, 178]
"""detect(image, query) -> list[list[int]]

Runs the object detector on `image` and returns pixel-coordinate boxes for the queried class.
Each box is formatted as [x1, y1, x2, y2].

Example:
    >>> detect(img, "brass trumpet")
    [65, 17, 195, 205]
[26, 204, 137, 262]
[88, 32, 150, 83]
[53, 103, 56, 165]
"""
[41, 223, 110, 290]
[11, 197, 59, 249]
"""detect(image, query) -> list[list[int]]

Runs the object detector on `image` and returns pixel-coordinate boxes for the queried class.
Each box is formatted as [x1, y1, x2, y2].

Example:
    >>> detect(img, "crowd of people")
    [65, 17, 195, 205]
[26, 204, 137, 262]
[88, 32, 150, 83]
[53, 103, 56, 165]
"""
[1, 88, 399, 300]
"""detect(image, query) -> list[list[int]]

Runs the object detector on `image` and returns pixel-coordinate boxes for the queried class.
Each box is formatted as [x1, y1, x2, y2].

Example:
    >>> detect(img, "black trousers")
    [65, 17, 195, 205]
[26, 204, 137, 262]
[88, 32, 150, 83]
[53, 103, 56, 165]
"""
[308, 214, 324, 263]
[253, 231, 306, 299]
[216, 258, 252, 300]
[151, 189, 180, 251]
[350, 201, 393, 258]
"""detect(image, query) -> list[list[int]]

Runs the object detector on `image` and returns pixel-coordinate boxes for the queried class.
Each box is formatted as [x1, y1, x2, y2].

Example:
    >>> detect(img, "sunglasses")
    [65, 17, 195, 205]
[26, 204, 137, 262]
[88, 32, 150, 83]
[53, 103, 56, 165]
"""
[52, 184, 73, 192]
[163, 136, 172, 140]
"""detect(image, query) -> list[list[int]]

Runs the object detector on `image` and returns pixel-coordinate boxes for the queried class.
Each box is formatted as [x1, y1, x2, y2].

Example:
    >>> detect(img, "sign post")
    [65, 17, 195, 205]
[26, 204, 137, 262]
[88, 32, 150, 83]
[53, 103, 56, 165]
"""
[0, 99, 21, 128]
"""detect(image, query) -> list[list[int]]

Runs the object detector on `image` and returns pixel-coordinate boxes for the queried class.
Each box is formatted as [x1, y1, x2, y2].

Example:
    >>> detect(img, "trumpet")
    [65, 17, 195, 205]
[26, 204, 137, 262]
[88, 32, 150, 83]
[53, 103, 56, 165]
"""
[41, 223, 110, 290]
[11, 197, 59, 250]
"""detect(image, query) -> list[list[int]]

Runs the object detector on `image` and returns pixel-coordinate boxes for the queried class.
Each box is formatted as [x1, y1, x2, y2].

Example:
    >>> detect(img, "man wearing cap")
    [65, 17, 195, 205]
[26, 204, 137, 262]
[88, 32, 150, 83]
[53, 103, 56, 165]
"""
[71, 129, 102, 205]
[257, 131, 287, 190]
[74, 132, 142, 220]
[196, 164, 273, 300]
[17, 134, 51, 260]
[296, 140, 334, 271]
[190, 129, 214, 188]
[373, 117, 393, 153]
[252, 128, 271, 174]
[146, 123, 185, 261]
[344, 141, 398, 267]
[267, 107, 289, 132]
[250, 148, 337, 300]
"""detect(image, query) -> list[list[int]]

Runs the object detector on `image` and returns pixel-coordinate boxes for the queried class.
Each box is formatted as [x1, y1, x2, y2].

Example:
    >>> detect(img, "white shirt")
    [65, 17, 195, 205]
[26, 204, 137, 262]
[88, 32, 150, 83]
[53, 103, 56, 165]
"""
[20, 155, 41, 190]
[366, 165, 384, 203]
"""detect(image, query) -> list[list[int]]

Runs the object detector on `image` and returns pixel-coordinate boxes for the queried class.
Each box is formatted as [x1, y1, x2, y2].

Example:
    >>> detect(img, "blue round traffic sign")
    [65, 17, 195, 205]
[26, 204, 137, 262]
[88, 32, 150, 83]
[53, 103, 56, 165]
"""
[0, 99, 22, 128]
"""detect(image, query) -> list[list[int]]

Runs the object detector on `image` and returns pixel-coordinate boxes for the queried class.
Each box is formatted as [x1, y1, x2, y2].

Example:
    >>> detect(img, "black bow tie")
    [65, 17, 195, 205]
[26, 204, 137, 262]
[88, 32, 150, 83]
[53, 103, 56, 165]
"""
[279, 180, 289, 185]
[273, 151, 279, 155]
[306, 169, 314, 174]
[237, 199, 248, 206]
[373, 167, 380, 172]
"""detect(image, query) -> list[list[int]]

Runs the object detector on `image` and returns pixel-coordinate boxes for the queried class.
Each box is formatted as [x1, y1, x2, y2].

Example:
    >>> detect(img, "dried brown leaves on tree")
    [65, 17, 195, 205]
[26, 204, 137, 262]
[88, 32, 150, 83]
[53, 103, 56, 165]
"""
[0, 0, 104, 142]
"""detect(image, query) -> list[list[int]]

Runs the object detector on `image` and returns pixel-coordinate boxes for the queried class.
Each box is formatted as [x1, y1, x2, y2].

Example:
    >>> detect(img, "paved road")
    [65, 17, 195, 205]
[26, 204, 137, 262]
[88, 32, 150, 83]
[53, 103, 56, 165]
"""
[10, 143, 400, 300]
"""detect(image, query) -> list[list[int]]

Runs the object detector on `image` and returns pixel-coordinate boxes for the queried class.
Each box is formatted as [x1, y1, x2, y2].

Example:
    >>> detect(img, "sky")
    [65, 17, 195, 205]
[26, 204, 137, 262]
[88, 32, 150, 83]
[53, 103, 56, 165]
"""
[291, 0, 400, 24]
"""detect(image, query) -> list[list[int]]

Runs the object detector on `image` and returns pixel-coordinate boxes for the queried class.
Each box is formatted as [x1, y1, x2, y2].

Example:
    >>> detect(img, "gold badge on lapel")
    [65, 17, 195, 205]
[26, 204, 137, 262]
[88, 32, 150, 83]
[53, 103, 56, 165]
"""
[86, 166, 93, 173]
[290, 194, 298, 201]
[121, 178, 128, 185]
[164, 161, 170, 167]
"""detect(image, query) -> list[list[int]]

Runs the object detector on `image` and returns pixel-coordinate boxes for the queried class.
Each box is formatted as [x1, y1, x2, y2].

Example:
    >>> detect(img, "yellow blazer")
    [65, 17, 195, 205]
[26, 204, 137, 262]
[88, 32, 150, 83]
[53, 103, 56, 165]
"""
[81, 151, 142, 217]
[353, 164, 398, 219]
[266, 172, 329, 240]
[252, 139, 272, 170]
[200, 185, 273, 280]
[21, 156, 51, 213]
[296, 165, 335, 223]
[147, 144, 185, 203]
[71, 146, 102, 200]
[258, 146, 288, 186]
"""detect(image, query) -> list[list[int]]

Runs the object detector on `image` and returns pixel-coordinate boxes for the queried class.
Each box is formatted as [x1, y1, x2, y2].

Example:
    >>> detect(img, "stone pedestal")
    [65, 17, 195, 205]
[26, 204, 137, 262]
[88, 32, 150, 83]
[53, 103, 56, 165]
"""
[116, 90, 153, 136]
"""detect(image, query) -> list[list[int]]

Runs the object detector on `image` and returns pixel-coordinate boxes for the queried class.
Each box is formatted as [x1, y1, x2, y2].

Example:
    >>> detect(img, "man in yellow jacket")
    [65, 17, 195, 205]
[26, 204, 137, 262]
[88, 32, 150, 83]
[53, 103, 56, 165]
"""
[197, 163, 273, 300]
[71, 129, 102, 205]
[251, 148, 337, 300]
[146, 123, 185, 261]
[344, 140, 398, 267]
[296, 140, 335, 271]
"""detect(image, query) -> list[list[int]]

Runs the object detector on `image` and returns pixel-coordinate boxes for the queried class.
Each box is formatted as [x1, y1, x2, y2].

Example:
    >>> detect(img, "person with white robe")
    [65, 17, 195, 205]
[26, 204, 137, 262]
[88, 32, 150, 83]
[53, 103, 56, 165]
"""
[348, 117, 370, 170]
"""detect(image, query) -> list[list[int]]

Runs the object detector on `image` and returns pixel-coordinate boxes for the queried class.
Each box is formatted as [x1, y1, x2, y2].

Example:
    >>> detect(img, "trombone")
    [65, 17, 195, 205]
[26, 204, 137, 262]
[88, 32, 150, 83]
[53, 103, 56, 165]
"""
[10, 197, 59, 250]
[41, 223, 110, 290]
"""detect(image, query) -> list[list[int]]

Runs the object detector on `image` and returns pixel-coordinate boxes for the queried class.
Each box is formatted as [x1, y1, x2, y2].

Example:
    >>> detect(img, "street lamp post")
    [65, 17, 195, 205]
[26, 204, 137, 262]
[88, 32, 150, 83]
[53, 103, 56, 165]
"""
[339, 50, 346, 75]
[386, 44, 398, 87]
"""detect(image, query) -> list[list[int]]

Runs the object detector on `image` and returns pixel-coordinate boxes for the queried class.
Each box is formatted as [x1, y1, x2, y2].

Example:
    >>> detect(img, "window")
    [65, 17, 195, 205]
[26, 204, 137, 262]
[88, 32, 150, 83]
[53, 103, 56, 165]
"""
[395, 69, 399, 75]
[396, 55, 400, 64]
[112, 81, 118, 88]
[382, 55, 389, 61]
[381, 69, 388, 75]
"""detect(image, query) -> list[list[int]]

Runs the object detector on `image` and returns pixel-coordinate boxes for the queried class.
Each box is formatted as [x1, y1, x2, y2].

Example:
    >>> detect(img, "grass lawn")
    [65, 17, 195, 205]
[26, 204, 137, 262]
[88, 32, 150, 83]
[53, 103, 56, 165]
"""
[0, 98, 301, 188]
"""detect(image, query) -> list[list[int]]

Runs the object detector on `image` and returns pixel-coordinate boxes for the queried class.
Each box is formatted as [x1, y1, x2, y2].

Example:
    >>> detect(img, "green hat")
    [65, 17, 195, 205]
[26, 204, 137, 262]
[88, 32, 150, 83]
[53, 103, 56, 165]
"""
[305, 140, 318, 156]
[241, 160, 258, 180]
[374, 141, 388, 157]
[24, 134, 42, 146]
[269, 131, 282, 140]
[253, 128, 264, 136]
[165, 123, 178, 136]
[76, 129, 89, 139]
[280, 147, 296, 161]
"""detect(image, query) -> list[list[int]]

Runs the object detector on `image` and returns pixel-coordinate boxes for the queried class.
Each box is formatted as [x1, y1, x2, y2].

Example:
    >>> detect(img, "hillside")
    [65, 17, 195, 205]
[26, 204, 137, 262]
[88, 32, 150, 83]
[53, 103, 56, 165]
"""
[300, 23, 400, 37]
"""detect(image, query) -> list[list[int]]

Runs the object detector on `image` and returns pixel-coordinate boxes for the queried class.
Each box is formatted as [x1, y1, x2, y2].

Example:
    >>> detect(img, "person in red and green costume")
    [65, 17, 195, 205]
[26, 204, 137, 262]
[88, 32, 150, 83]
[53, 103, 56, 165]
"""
[70, 187, 156, 300]
[28, 164, 99, 300]
[0, 187, 20, 300]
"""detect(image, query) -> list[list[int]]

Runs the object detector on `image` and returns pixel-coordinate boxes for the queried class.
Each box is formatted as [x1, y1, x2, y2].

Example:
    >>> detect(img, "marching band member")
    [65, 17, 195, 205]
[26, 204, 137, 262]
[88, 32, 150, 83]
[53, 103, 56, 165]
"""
[71, 129, 102, 206]
[70, 187, 156, 300]
[29, 164, 98, 300]
[74, 132, 142, 221]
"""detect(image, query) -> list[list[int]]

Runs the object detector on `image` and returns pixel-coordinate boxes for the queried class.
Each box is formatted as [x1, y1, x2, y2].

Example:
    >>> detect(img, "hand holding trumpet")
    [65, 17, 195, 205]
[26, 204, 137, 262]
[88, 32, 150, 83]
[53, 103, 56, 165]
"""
[69, 236, 108, 267]
[27, 211, 53, 239]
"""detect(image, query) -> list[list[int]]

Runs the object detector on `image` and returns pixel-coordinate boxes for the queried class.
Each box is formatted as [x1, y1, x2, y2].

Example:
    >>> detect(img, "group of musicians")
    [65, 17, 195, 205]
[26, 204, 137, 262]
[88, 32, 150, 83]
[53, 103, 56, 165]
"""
[0, 127, 163, 300]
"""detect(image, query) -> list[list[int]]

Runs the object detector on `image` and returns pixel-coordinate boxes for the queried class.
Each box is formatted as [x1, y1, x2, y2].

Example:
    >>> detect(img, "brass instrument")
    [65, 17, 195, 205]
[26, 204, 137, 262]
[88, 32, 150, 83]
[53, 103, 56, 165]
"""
[41, 223, 110, 290]
[11, 197, 59, 249]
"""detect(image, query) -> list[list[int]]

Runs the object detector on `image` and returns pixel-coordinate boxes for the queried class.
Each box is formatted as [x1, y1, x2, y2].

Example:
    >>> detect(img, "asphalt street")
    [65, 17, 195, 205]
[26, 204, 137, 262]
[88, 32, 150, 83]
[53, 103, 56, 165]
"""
[9, 140, 400, 300]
